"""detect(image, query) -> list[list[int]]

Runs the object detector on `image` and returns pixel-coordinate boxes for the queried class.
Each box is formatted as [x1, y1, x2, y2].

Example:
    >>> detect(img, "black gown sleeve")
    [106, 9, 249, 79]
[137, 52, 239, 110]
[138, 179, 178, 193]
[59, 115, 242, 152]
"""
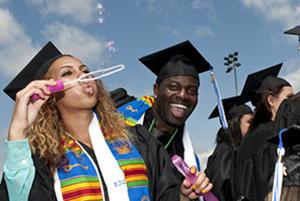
[129, 125, 182, 201]
[0, 176, 9, 201]
[205, 142, 235, 201]
[0, 154, 57, 201]
[233, 122, 277, 201]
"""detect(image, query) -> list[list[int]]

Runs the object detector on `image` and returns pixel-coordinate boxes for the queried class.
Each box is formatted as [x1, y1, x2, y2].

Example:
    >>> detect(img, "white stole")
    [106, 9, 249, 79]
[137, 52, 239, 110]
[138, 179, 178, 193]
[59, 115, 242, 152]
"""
[89, 113, 129, 201]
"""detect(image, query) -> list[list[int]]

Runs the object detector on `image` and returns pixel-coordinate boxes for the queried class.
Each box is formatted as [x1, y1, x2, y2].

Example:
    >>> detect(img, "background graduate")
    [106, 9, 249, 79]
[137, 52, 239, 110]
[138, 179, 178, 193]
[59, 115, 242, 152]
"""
[234, 63, 293, 201]
[265, 92, 300, 201]
[205, 95, 253, 201]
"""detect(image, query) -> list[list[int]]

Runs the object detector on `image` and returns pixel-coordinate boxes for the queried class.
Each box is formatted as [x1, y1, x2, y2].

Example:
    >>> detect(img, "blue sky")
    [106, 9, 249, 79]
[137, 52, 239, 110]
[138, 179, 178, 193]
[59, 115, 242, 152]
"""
[1, 0, 300, 173]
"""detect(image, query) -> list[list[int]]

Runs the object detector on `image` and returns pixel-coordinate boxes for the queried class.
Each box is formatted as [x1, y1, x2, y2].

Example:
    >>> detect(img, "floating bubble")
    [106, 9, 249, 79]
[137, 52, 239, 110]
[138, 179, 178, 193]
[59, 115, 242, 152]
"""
[96, 3, 103, 10]
[94, 2, 107, 24]
[98, 40, 118, 67]
[101, 40, 118, 64]
[98, 17, 104, 24]
[105, 40, 117, 54]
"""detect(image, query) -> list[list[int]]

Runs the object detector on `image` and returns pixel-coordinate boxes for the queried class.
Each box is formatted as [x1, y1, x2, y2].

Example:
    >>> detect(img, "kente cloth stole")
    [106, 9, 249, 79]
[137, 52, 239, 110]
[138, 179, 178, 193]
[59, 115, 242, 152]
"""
[118, 95, 154, 126]
[56, 135, 150, 201]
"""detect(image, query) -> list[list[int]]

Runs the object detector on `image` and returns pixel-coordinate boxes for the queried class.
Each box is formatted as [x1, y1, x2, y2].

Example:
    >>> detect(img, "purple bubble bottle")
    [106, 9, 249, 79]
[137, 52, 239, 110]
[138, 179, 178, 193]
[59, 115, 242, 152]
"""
[171, 155, 219, 201]
[31, 80, 64, 101]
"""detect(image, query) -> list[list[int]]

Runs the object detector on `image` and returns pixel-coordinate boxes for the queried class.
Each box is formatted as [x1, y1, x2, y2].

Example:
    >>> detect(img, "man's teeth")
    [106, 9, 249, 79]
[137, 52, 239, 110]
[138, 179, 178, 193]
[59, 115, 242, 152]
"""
[170, 103, 187, 109]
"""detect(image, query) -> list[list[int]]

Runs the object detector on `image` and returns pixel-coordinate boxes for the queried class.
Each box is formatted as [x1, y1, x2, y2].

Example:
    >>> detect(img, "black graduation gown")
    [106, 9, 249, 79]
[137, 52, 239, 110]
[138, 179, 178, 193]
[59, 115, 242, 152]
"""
[233, 121, 277, 201]
[143, 109, 200, 201]
[143, 108, 185, 160]
[0, 125, 181, 201]
[205, 142, 236, 201]
[272, 98, 300, 188]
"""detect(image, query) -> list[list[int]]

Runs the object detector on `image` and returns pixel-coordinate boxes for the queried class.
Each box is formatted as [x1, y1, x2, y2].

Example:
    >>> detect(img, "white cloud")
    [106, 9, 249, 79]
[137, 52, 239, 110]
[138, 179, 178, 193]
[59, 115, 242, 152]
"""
[135, 0, 181, 14]
[194, 25, 215, 38]
[0, 7, 36, 77]
[191, 0, 217, 22]
[160, 26, 180, 37]
[282, 56, 300, 92]
[42, 21, 106, 68]
[192, 0, 215, 12]
[27, 0, 98, 24]
[27, 0, 43, 4]
[0, 7, 108, 76]
[240, 0, 300, 28]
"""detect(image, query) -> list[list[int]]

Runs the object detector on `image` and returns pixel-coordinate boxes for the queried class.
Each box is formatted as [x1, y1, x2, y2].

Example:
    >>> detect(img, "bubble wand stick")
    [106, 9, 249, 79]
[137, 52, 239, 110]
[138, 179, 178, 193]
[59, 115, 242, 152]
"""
[31, 64, 125, 101]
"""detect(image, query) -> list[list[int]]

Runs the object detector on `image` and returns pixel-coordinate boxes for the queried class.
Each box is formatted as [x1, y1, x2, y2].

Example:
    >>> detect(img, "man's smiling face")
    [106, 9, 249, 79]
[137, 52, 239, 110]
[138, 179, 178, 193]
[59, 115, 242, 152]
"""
[153, 75, 199, 127]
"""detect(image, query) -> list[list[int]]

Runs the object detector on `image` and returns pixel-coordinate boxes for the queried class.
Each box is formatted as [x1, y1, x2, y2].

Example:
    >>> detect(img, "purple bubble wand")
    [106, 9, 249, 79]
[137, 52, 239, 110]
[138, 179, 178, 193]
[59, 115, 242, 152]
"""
[171, 155, 219, 201]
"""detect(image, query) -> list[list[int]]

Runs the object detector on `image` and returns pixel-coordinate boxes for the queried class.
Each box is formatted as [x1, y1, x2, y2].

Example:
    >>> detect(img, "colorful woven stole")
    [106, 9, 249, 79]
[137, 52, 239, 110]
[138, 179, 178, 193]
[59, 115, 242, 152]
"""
[117, 95, 154, 126]
[58, 137, 103, 201]
[107, 141, 150, 201]
[56, 134, 150, 201]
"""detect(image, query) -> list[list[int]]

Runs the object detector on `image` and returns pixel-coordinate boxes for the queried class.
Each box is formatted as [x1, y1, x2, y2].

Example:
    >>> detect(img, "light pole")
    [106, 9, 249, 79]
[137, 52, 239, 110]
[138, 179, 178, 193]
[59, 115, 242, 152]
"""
[224, 52, 241, 95]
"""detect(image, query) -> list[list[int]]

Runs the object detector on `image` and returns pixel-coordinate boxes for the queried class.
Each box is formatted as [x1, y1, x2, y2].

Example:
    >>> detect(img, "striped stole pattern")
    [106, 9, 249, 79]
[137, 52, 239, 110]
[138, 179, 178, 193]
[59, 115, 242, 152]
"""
[118, 95, 154, 126]
[107, 140, 150, 200]
[57, 134, 150, 201]
[119, 158, 148, 187]
[60, 176, 103, 201]
[58, 136, 103, 201]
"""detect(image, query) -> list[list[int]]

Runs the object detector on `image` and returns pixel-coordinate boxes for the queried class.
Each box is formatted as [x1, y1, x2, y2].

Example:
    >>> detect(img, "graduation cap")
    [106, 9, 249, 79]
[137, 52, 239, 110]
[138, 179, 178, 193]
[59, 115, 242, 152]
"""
[208, 95, 253, 121]
[109, 87, 136, 108]
[284, 26, 300, 35]
[240, 63, 290, 106]
[139, 40, 211, 84]
[268, 125, 300, 147]
[3, 41, 62, 100]
[284, 25, 300, 52]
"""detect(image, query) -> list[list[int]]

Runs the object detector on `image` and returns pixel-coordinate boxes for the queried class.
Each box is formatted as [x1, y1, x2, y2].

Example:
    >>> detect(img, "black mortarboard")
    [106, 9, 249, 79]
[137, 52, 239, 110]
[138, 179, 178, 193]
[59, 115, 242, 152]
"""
[139, 40, 211, 84]
[3, 41, 62, 100]
[240, 63, 290, 106]
[284, 26, 300, 52]
[109, 87, 136, 108]
[284, 26, 300, 35]
[268, 125, 300, 147]
[209, 95, 253, 121]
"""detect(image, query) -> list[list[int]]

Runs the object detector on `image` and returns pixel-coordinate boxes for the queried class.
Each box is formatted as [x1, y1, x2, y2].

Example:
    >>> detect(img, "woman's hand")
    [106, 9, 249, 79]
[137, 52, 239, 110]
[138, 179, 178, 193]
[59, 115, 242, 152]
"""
[8, 79, 57, 141]
[179, 167, 213, 201]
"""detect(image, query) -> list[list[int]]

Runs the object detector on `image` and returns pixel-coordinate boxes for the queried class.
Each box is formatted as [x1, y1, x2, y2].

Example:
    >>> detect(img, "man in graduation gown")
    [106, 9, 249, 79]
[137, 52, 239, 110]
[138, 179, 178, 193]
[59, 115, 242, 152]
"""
[115, 41, 211, 177]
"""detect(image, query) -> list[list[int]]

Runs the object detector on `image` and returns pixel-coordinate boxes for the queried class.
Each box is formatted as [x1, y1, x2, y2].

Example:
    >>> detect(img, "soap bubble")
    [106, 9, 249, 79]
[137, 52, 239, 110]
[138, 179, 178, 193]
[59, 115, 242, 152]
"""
[99, 40, 118, 67]
[105, 40, 117, 55]
[95, 2, 107, 24]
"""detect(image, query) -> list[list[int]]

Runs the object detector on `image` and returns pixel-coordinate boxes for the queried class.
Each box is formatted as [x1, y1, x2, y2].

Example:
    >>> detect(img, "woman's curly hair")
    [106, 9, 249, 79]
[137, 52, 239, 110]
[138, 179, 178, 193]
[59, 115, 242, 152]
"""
[26, 80, 128, 174]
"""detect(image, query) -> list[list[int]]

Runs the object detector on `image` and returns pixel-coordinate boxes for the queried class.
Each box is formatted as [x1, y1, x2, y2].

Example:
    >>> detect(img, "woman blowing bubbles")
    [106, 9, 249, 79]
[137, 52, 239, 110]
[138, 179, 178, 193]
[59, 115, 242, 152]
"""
[0, 42, 212, 201]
